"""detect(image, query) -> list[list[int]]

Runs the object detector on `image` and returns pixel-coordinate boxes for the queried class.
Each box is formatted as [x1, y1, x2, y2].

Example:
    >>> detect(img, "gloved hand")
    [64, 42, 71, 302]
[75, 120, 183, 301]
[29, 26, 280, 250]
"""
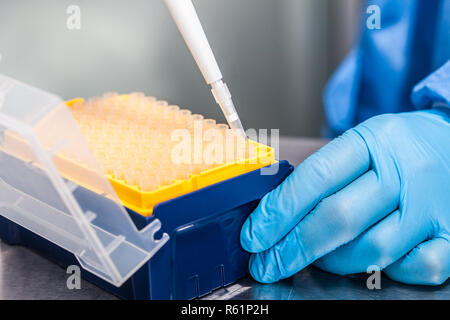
[240, 109, 450, 285]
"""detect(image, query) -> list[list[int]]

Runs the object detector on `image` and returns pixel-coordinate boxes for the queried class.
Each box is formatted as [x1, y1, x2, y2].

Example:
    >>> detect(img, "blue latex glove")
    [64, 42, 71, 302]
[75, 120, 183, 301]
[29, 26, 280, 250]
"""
[240, 109, 450, 285]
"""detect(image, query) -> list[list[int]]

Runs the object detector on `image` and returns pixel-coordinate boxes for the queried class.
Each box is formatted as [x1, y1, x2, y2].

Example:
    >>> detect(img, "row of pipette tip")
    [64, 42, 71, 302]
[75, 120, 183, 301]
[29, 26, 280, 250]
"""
[71, 92, 256, 192]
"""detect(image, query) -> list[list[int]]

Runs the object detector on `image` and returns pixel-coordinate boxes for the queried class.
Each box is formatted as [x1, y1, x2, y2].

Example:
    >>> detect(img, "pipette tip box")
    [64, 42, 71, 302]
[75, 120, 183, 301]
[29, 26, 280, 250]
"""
[0, 76, 293, 299]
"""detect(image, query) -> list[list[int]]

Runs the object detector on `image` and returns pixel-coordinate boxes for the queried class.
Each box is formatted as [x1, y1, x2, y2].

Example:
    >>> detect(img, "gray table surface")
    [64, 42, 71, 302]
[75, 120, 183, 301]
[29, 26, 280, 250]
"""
[0, 137, 448, 300]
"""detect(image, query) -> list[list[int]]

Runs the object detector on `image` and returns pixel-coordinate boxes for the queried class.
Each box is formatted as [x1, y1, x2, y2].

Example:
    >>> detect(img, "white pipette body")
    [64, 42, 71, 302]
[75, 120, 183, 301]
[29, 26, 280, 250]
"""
[164, 0, 246, 138]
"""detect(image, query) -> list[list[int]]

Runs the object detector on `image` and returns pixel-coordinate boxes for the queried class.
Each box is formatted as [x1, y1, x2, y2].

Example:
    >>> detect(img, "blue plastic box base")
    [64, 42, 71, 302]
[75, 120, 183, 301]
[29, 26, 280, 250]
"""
[0, 160, 293, 300]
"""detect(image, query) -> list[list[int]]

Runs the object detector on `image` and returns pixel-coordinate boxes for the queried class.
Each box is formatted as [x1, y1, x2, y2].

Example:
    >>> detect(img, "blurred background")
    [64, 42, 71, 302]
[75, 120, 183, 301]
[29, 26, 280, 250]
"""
[0, 0, 361, 137]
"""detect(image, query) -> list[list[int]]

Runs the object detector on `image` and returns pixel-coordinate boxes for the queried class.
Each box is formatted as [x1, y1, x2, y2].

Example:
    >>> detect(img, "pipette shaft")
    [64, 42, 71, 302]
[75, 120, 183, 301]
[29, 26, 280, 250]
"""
[164, 0, 246, 138]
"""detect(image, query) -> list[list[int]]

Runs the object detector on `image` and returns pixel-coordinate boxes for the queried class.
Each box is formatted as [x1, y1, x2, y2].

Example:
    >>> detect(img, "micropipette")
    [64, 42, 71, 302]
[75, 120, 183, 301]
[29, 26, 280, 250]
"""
[164, 0, 247, 138]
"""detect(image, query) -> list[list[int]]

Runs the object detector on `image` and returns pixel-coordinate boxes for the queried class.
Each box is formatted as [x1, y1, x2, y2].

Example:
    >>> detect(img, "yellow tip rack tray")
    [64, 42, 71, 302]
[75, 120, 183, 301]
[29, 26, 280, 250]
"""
[66, 95, 276, 217]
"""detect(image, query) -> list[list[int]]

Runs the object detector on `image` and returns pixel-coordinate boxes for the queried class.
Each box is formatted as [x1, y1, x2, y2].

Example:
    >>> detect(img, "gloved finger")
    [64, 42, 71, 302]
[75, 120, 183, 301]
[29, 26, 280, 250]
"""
[384, 237, 450, 285]
[248, 168, 399, 283]
[241, 129, 370, 253]
[315, 209, 431, 276]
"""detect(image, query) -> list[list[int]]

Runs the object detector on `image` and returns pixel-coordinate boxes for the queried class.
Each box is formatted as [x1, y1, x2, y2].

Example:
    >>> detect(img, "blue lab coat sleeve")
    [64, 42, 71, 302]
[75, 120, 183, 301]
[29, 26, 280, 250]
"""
[411, 61, 450, 109]
[323, 0, 450, 135]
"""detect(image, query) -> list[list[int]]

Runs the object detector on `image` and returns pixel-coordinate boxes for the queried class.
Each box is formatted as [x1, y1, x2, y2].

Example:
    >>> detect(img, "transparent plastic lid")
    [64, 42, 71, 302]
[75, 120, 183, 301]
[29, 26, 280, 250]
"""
[0, 74, 169, 287]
